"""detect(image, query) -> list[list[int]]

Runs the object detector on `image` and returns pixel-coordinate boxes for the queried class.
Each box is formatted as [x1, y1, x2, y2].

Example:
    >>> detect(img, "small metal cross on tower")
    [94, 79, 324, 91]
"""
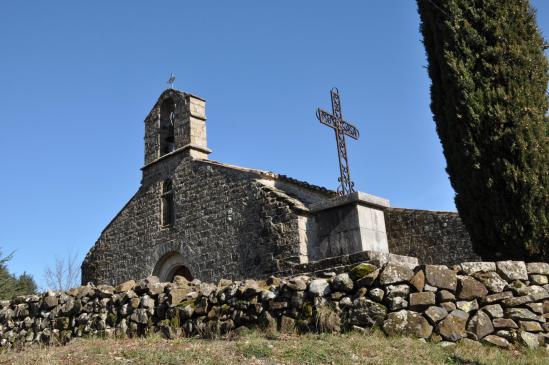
[167, 73, 176, 89]
[316, 88, 360, 196]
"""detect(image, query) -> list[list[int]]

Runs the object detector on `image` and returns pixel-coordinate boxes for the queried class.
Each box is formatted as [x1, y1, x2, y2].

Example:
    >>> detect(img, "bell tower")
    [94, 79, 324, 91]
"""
[143, 89, 211, 167]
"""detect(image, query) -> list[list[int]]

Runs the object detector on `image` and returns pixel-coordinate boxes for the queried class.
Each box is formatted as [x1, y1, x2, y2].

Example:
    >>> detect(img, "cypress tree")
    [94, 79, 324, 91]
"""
[417, 0, 548, 259]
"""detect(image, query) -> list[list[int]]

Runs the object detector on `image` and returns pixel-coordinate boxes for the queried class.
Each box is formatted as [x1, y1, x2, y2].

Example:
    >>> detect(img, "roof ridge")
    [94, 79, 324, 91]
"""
[197, 159, 337, 196]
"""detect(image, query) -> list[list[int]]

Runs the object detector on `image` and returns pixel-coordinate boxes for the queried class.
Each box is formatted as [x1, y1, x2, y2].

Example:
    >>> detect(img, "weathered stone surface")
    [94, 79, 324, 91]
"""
[472, 272, 507, 294]
[481, 335, 511, 348]
[383, 310, 432, 339]
[437, 290, 455, 303]
[308, 279, 331, 296]
[356, 269, 380, 288]
[424, 265, 457, 291]
[167, 286, 190, 306]
[492, 318, 518, 329]
[331, 273, 354, 293]
[457, 277, 488, 300]
[526, 303, 543, 315]
[440, 301, 457, 313]
[482, 304, 503, 319]
[460, 262, 496, 275]
[116, 280, 136, 293]
[496, 261, 528, 281]
[386, 297, 408, 311]
[529, 274, 548, 286]
[424, 306, 448, 324]
[279, 316, 295, 333]
[519, 321, 543, 332]
[349, 263, 378, 281]
[505, 308, 545, 323]
[480, 291, 513, 304]
[287, 277, 307, 291]
[501, 295, 532, 308]
[379, 263, 414, 285]
[409, 292, 435, 310]
[466, 311, 494, 339]
[423, 284, 437, 292]
[409, 270, 425, 292]
[526, 262, 549, 275]
[385, 284, 410, 299]
[368, 288, 384, 303]
[456, 300, 478, 313]
[43, 296, 58, 309]
[519, 331, 541, 349]
[348, 298, 387, 327]
[435, 310, 468, 341]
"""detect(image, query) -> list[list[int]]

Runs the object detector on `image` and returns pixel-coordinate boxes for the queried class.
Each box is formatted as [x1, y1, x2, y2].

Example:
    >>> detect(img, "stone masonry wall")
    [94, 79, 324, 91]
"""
[82, 156, 303, 286]
[3, 259, 549, 350]
[386, 208, 481, 266]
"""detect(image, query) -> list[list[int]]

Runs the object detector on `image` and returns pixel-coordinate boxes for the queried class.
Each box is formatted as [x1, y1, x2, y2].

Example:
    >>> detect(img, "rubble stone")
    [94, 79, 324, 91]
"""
[424, 265, 457, 291]
[383, 310, 432, 339]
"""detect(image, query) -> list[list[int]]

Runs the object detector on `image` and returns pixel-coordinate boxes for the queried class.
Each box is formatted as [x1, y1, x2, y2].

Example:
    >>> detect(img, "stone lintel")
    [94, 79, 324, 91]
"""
[309, 191, 390, 212]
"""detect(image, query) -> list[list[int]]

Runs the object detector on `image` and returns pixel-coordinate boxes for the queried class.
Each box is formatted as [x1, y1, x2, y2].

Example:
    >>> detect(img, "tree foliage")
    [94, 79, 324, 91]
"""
[417, 0, 549, 259]
[0, 250, 37, 300]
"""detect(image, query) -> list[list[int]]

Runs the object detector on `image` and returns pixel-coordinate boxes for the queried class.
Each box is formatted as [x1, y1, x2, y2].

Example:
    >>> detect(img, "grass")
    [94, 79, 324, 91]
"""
[0, 329, 547, 365]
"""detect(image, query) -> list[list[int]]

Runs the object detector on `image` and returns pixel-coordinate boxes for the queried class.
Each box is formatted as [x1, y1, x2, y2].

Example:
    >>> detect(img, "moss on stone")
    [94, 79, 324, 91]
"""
[350, 263, 377, 280]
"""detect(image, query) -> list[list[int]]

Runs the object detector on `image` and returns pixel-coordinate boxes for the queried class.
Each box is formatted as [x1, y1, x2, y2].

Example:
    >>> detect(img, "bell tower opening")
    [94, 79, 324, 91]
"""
[159, 98, 175, 156]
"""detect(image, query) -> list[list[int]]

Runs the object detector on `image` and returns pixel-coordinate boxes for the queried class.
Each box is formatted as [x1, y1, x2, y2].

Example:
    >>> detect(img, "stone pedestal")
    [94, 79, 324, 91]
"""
[307, 192, 390, 261]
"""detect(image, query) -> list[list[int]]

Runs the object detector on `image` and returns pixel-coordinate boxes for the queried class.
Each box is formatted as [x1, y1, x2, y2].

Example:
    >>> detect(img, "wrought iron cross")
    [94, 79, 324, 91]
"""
[316, 88, 360, 196]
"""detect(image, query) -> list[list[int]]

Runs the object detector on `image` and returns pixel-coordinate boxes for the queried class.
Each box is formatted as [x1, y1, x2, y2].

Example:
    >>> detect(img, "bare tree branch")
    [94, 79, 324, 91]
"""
[44, 252, 80, 291]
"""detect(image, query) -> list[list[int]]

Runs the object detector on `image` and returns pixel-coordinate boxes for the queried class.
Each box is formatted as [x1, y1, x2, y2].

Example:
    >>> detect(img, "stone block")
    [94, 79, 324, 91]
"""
[526, 262, 549, 275]
[466, 311, 494, 339]
[460, 262, 496, 275]
[379, 263, 414, 285]
[424, 265, 457, 291]
[472, 272, 507, 293]
[383, 310, 433, 339]
[435, 310, 468, 342]
[409, 270, 425, 292]
[409, 292, 435, 310]
[519, 321, 543, 332]
[457, 276, 488, 300]
[424, 306, 448, 324]
[492, 318, 518, 329]
[481, 335, 511, 348]
[496, 261, 528, 281]
[482, 304, 503, 319]
[456, 300, 478, 313]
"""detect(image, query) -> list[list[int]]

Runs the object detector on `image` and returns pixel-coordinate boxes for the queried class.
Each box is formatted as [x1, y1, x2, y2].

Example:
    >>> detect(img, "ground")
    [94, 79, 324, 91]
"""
[0, 330, 547, 365]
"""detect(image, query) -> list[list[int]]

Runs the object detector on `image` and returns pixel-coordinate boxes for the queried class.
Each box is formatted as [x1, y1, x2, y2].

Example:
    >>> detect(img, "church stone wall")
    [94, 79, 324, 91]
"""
[82, 156, 304, 286]
[385, 208, 481, 266]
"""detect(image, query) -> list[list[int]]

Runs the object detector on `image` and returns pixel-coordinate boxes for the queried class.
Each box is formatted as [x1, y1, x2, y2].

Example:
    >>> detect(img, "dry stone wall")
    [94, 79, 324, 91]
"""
[3, 260, 549, 350]
[386, 208, 481, 266]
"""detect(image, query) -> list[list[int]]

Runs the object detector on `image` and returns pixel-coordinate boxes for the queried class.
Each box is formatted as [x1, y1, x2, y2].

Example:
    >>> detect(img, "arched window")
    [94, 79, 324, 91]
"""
[161, 179, 174, 226]
[159, 98, 175, 156]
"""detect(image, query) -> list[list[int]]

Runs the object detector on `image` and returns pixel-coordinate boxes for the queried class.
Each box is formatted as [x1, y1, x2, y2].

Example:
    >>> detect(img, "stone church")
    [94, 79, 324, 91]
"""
[82, 89, 479, 286]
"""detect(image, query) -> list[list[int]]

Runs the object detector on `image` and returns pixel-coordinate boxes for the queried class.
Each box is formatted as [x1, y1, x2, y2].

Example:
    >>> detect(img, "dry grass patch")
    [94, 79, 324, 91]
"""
[0, 330, 547, 365]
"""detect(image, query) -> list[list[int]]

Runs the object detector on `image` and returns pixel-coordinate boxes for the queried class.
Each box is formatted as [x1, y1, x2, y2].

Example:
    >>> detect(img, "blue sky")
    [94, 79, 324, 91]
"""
[1, 1, 548, 287]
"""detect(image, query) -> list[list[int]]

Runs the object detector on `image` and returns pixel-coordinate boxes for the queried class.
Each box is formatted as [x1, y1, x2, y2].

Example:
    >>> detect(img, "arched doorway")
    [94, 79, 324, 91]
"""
[152, 251, 193, 282]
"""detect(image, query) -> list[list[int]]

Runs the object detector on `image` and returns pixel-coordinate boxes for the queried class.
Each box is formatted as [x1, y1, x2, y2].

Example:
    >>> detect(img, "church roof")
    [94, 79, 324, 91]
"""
[201, 159, 337, 196]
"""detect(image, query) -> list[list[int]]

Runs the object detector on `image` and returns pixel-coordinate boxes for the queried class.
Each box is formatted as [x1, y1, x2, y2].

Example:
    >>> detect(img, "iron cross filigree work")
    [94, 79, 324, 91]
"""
[316, 88, 360, 196]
